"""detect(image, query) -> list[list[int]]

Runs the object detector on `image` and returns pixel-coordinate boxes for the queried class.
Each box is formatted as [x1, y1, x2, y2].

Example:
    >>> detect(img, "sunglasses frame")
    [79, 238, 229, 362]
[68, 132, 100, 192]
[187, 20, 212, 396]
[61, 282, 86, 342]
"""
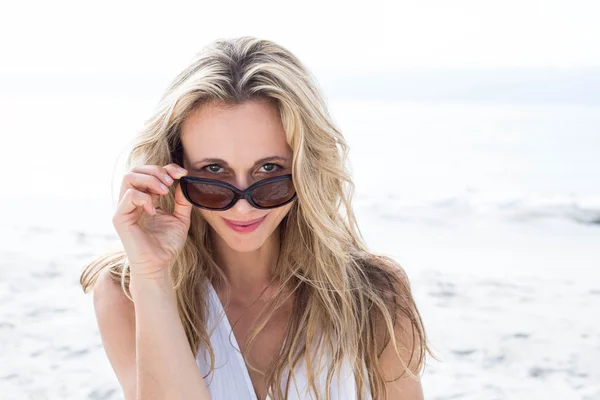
[179, 173, 297, 211]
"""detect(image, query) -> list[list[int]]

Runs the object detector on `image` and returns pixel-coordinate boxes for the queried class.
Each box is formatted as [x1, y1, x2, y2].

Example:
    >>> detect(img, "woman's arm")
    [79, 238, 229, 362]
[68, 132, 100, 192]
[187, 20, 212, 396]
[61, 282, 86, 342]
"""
[93, 269, 138, 399]
[379, 311, 425, 400]
[94, 267, 211, 400]
[130, 271, 211, 399]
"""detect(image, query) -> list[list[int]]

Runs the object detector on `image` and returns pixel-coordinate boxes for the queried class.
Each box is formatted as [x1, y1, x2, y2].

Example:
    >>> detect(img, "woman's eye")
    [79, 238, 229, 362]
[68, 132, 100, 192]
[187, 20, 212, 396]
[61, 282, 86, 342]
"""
[260, 163, 281, 173]
[202, 163, 282, 174]
[205, 164, 223, 173]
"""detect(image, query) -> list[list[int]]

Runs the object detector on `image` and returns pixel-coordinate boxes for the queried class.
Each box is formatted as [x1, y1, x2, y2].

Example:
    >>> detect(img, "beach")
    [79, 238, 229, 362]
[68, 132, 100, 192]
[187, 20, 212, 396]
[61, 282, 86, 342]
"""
[0, 97, 598, 399]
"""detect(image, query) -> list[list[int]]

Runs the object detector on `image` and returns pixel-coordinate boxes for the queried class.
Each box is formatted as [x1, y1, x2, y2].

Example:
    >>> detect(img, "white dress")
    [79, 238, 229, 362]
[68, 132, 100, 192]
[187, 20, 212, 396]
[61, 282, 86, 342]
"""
[195, 282, 372, 399]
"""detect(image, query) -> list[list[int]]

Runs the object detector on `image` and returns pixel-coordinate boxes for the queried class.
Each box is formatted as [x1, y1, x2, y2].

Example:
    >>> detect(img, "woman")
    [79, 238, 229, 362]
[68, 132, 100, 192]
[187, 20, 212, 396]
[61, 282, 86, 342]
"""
[80, 36, 438, 399]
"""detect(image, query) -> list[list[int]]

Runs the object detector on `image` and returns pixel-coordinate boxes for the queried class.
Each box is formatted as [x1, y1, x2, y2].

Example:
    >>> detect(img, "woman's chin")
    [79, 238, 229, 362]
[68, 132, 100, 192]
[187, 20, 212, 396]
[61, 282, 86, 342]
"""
[224, 233, 266, 252]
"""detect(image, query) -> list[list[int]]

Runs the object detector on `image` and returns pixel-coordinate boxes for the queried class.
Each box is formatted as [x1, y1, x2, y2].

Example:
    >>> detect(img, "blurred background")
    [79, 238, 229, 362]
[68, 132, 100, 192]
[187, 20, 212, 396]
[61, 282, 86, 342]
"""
[0, 0, 598, 399]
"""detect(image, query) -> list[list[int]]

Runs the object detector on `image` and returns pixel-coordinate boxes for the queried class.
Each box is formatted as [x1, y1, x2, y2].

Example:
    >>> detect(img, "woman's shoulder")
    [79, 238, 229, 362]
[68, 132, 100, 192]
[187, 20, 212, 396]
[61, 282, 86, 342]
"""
[352, 251, 410, 297]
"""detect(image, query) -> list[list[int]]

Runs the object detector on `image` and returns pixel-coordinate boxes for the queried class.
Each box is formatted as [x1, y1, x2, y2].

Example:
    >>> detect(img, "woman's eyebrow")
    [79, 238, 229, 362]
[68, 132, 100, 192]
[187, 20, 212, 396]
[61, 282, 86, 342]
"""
[193, 156, 289, 167]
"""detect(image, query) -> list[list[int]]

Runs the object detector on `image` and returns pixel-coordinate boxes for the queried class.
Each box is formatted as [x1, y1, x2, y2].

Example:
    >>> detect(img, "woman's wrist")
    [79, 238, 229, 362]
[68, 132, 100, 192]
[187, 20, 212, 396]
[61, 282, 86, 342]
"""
[130, 269, 174, 301]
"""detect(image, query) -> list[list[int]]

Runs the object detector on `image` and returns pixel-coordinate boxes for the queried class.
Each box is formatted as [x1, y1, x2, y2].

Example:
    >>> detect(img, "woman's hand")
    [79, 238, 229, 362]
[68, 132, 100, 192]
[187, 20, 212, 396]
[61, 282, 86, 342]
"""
[112, 163, 192, 281]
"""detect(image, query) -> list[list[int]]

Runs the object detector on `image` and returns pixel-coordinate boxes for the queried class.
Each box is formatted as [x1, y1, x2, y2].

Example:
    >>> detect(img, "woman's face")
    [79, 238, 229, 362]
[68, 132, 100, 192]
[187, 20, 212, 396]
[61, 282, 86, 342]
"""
[180, 99, 295, 252]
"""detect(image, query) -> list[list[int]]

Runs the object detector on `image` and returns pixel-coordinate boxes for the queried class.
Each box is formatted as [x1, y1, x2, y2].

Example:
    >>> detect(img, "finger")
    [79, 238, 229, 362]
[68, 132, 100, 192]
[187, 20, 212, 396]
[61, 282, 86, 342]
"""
[120, 164, 187, 201]
[172, 180, 193, 225]
[133, 163, 187, 182]
[120, 169, 171, 203]
[150, 192, 160, 210]
[113, 188, 155, 225]
[163, 163, 188, 181]
[161, 164, 188, 215]
[130, 164, 175, 184]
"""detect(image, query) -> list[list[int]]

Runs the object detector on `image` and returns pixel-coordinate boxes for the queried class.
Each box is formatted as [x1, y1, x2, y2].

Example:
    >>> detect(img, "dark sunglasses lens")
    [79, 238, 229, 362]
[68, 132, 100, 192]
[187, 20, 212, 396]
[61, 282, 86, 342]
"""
[251, 178, 296, 207]
[185, 182, 234, 209]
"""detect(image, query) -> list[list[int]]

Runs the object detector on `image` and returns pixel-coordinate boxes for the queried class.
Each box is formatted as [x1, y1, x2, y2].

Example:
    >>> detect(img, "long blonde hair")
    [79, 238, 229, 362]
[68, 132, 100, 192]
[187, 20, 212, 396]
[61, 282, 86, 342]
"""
[80, 36, 439, 399]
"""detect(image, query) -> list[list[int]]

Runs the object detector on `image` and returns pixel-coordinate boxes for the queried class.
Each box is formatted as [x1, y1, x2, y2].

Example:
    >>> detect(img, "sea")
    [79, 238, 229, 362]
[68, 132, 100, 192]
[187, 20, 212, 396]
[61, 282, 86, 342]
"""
[0, 81, 598, 399]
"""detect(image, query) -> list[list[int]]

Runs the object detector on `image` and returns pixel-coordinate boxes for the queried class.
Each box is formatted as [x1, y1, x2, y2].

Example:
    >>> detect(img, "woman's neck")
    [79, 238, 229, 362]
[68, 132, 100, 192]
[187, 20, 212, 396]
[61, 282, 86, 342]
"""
[212, 226, 281, 300]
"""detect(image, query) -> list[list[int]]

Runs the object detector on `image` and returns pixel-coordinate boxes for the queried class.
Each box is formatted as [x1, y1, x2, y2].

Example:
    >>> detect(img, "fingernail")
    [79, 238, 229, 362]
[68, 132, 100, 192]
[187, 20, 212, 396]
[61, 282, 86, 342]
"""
[178, 167, 187, 175]
[164, 174, 173, 183]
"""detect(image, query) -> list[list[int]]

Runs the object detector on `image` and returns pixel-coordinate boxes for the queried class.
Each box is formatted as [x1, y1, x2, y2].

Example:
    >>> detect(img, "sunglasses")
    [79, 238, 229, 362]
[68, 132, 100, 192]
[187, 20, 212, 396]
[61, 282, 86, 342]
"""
[179, 174, 297, 211]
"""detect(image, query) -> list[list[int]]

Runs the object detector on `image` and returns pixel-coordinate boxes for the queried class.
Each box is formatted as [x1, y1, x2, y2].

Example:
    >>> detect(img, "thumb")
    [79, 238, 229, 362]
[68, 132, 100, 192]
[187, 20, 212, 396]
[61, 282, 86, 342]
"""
[173, 180, 193, 224]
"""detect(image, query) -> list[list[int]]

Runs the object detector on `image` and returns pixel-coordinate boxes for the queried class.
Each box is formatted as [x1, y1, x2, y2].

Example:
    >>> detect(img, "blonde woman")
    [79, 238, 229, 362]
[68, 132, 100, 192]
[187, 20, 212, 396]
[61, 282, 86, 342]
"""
[81, 36, 438, 400]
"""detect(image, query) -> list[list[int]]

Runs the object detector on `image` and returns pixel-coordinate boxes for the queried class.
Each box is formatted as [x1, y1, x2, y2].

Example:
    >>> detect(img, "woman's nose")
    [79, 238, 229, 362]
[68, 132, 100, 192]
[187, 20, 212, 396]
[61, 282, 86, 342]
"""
[231, 196, 255, 212]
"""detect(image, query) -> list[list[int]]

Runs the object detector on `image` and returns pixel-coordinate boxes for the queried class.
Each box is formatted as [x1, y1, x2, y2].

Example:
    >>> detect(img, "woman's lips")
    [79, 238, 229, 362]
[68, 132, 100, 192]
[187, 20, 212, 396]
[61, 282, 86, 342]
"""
[222, 215, 267, 233]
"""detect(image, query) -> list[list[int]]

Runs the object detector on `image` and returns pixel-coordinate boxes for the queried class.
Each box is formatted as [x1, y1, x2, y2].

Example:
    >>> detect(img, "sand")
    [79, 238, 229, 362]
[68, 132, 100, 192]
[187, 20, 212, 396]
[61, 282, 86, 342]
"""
[1, 194, 598, 400]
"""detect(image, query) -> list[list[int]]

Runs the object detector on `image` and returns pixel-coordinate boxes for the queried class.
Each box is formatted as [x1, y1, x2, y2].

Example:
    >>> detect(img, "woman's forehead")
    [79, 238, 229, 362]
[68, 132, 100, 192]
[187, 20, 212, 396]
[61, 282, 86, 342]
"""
[180, 100, 292, 167]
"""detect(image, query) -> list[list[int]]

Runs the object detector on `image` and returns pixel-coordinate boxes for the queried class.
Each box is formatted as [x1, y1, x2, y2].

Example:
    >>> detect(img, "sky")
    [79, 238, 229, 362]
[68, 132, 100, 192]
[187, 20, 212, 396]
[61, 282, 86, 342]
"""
[0, 0, 598, 201]
[0, 0, 599, 78]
